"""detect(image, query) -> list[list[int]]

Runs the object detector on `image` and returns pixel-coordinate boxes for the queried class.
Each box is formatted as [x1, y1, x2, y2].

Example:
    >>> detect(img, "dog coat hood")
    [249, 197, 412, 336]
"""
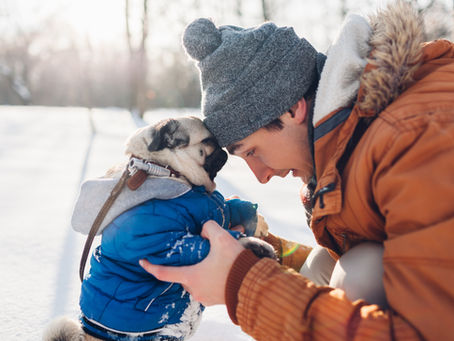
[71, 176, 191, 236]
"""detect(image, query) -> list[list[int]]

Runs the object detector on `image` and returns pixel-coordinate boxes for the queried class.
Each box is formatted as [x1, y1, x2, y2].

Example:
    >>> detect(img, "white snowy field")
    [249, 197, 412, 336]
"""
[0, 106, 315, 341]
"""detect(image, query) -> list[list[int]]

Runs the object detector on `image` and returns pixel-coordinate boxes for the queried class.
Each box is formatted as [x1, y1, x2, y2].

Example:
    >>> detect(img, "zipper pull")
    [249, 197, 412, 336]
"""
[312, 182, 336, 209]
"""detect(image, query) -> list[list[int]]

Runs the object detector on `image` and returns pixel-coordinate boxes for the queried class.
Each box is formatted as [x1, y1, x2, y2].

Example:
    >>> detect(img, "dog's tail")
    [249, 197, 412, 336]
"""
[43, 316, 86, 341]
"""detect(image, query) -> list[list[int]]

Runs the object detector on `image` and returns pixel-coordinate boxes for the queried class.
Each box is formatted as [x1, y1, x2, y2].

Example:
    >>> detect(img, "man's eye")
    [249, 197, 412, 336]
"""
[246, 149, 255, 157]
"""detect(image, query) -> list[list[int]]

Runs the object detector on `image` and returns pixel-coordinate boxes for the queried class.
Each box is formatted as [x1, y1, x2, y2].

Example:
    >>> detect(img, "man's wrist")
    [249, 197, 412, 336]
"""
[225, 249, 261, 324]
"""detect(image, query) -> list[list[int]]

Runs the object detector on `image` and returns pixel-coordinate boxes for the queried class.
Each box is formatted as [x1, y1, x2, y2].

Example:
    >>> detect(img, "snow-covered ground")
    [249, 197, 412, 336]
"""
[0, 106, 315, 341]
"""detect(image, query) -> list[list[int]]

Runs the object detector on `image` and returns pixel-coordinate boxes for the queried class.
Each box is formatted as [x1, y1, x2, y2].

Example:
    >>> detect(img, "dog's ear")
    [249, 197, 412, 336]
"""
[148, 119, 190, 152]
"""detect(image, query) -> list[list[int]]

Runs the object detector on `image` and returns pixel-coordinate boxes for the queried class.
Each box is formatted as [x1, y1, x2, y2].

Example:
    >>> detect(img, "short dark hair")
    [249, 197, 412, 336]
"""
[264, 117, 284, 131]
[264, 77, 319, 132]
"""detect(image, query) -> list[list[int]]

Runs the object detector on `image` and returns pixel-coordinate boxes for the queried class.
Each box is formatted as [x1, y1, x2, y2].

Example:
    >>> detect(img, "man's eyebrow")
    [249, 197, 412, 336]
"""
[227, 143, 242, 155]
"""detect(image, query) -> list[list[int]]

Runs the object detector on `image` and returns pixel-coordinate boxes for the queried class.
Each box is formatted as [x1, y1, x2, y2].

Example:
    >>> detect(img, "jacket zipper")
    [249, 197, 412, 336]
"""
[207, 193, 226, 228]
[341, 232, 348, 252]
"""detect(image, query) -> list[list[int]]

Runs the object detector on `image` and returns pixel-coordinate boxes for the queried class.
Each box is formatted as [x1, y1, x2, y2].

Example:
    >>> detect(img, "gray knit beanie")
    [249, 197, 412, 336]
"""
[183, 18, 325, 147]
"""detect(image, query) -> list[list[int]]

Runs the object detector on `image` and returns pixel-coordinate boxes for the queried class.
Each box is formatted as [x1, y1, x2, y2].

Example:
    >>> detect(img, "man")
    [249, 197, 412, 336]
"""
[141, 1, 454, 340]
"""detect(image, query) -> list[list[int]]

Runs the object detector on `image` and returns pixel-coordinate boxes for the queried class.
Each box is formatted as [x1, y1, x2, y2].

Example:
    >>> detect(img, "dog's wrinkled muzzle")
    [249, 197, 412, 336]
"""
[204, 148, 228, 180]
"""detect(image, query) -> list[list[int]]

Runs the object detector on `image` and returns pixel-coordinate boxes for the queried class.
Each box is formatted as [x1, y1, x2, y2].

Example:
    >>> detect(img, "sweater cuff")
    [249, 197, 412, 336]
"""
[225, 249, 261, 325]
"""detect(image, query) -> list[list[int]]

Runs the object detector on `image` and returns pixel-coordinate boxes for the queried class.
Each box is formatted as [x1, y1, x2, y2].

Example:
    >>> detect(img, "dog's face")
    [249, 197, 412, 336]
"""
[124, 116, 227, 192]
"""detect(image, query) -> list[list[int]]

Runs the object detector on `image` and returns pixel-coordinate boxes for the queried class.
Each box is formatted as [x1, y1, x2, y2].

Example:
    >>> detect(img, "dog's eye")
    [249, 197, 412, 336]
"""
[201, 137, 217, 147]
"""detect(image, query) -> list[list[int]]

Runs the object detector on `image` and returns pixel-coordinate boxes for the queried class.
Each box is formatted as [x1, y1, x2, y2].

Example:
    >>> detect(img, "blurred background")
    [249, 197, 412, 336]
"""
[0, 1, 453, 340]
[0, 0, 453, 116]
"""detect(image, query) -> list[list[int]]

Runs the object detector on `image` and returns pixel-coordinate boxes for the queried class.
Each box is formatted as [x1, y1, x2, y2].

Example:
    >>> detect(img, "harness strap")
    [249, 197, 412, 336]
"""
[336, 116, 376, 176]
[79, 165, 130, 282]
[78, 157, 185, 282]
[311, 115, 376, 210]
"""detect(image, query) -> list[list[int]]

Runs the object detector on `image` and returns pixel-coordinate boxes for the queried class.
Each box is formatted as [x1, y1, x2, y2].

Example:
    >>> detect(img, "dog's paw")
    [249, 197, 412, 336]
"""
[254, 214, 269, 238]
[239, 236, 277, 260]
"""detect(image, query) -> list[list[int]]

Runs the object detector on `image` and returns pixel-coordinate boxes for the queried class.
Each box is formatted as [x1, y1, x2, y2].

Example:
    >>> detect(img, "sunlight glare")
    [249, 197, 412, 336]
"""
[62, 0, 125, 45]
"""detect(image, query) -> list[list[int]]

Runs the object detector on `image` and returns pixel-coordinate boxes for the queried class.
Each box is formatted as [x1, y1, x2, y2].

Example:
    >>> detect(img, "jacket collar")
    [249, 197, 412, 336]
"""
[309, 1, 424, 222]
[313, 14, 371, 125]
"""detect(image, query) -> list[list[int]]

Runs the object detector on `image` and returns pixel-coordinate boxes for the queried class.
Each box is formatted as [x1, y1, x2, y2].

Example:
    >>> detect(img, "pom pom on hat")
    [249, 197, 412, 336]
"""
[183, 18, 222, 61]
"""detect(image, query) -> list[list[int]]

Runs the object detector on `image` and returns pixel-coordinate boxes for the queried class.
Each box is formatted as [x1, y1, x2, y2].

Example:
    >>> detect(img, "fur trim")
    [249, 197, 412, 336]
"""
[313, 1, 425, 124]
[359, 0, 424, 114]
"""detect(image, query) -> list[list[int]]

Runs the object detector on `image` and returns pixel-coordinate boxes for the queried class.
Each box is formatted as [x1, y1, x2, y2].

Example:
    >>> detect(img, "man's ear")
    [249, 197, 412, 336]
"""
[282, 97, 307, 125]
[292, 97, 308, 124]
[148, 119, 189, 152]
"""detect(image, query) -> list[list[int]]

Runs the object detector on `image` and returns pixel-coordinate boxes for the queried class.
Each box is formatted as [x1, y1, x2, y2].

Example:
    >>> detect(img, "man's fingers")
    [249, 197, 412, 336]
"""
[200, 220, 225, 239]
[201, 220, 245, 255]
[230, 225, 245, 233]
[140, 221, 245, 306]
[139, 259, 188, 285]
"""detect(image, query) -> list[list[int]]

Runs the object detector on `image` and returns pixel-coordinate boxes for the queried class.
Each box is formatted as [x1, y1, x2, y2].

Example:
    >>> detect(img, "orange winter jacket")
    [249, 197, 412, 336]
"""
[225, 3, 454, 341]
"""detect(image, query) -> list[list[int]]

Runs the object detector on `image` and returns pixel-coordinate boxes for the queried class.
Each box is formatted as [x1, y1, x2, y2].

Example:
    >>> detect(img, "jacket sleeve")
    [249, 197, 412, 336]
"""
[226, 198, 258, 236]
[263, 233, 312, 272]
[107, 214, 211, 266]
[226, 252, 422, 341]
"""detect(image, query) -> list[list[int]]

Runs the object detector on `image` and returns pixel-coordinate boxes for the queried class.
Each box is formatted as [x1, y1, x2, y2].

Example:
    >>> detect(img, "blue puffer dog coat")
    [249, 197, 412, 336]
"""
[75, 178, 258, 340]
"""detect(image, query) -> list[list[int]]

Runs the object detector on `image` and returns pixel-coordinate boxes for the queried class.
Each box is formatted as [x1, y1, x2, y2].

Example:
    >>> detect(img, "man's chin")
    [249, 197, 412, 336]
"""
[291, 169, 309, 183]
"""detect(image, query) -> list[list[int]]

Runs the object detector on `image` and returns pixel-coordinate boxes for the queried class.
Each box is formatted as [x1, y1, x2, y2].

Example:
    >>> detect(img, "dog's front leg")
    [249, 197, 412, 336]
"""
[238, 236, 277, 260]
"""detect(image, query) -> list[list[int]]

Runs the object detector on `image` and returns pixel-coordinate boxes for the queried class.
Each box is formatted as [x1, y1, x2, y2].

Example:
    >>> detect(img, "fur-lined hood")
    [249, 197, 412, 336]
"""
[313, 1, 424, 124]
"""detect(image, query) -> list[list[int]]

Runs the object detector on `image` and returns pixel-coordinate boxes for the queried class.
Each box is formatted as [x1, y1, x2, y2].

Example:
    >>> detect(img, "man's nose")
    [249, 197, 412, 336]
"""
[246, 158, 275, 184]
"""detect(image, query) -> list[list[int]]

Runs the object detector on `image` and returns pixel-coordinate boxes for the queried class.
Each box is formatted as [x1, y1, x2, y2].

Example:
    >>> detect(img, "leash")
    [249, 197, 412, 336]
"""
[78, 157, 183, 282]
[79, 164, 131, 282]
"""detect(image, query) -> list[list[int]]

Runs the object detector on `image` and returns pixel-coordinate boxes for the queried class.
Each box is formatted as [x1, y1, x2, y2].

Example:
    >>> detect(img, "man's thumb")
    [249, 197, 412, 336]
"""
[139, 259, 188, 284]
[201, 220, 224, 240]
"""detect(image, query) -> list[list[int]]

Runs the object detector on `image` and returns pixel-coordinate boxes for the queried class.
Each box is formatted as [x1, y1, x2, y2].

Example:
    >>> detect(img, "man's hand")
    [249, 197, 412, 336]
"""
[140, 220, 245, 306]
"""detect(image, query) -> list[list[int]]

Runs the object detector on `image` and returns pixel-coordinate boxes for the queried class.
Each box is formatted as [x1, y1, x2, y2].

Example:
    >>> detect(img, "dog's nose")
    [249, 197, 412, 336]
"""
[204, 149, 228, 180]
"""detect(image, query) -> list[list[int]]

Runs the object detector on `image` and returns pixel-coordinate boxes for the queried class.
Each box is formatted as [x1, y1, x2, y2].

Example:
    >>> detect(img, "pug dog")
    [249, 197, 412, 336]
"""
[44, 116, 274, 341]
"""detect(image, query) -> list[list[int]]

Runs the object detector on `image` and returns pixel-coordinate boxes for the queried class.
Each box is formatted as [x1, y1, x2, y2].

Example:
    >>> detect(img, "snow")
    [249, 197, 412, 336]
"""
[158, 295, 203, 339]
[0, 105, 315, 340]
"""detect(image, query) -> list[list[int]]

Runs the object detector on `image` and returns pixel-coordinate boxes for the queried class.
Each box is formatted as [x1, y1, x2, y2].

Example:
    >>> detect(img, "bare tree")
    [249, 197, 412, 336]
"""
[0, 63, 31, 104]
[236, 0, 243, 24]
[261, 0, 271, 21]
[411, 0, 453, 40]
[0, 25, 37, 104]
[339, 0, 348, 19]
[125, 0, 150, 118]
[125, 0, 134, 112]
[410, 0, 437, 11]
[80, 35, 94, 110]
